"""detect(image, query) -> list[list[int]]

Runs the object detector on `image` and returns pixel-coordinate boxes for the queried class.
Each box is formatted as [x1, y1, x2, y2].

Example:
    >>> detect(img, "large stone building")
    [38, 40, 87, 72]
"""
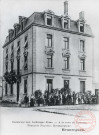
[2, 1, 94, 102]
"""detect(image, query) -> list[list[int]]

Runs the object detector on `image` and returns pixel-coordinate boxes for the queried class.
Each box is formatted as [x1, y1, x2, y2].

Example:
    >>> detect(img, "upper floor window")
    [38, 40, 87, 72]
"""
[80, 23, 84, 32]
[47, 55, 53, 68]
[80, 40, 85, 52]
[17, 41, 20, 54]
[6, 49, 8, 59]
[47, 16, 52, 26]
[24, 55, 28, 70]
[24, 36, 28, 49]
[64, 37, 69, 50]
[11, 45, 14, 58]
[80, 59, 85, 71]
[64, 57, 69, 70]
[47, 34, 52, 47]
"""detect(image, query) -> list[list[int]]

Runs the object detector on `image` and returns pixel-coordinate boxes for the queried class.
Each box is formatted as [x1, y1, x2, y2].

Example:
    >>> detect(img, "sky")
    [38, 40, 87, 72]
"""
[0, 0, 99, 82]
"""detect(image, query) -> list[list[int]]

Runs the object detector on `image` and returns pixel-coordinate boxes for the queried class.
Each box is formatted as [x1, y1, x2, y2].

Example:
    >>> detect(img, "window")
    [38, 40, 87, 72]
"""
[24, 55, 28, 70]
[47, 79, 53, 93]
[5, 49, 8, 71]
[64, 57, 69, 70]
[64, 80, 69, 89]
[11, 84, 13, 95]
[24, 79, 27, 94]
[80, 23, 84, 32]
[24, 36, 28, 49]
[80, 59, 85, 71]
[80, 81, 85, 93]
[47, 16, 52, 26]
[11, 61, 14, 71]
[47, 55, 53, 68]
[64, 21, 68, 29]
[5, 83, 7, 95]
[80, 40, 85, 52]
[47, 34, 52, 47]
[64, 37, 69, 50]
[21, 22, 24, 31]
[5, 62, 8, 71]
[17, 41, 20, 54]
[11, 45, 14, 58]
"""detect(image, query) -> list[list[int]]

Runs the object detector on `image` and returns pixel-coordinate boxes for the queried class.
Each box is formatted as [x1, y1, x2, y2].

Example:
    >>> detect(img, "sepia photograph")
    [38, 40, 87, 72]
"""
[0, 0, 99, 135]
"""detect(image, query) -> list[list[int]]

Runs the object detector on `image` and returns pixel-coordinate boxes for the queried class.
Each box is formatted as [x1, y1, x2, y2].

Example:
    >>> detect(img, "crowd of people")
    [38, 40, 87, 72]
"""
[18, 88, 99, 107]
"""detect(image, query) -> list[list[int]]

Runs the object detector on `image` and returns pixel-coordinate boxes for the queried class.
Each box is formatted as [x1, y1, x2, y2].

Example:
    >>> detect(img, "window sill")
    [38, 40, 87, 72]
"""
[79, 51, 86, 53]
[45, 67, 54, 70]
[62, 48, 70, 51]
[79, 70, 86, 72]
[10, 94, 14, 96]
[62, 69, 70, 72]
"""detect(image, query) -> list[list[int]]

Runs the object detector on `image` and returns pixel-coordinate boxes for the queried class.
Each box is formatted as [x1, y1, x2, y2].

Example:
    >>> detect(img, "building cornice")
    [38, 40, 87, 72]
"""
[3, 22, 94, 48]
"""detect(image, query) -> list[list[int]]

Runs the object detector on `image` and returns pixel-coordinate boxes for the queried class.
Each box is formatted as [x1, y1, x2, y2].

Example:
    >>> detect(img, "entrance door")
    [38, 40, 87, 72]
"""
[80, 81, 85, 93]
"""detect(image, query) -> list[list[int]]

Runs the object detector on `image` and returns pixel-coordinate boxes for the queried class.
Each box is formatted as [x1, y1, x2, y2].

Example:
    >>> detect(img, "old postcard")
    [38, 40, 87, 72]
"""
[0, 0, 99, 135]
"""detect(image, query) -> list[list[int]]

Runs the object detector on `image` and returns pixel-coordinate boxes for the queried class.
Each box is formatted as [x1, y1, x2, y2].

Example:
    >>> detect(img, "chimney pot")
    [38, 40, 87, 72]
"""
[64, 1, 68, 16]
[79, 11, 85, 21]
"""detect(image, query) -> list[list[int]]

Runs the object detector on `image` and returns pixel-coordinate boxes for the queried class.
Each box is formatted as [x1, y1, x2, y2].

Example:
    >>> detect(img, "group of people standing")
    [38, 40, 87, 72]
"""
[18, 89, 98, 107]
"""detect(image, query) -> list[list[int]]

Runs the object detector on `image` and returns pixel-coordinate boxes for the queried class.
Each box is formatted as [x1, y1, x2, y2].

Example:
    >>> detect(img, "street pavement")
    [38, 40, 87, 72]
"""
[0, 105, 99, 135]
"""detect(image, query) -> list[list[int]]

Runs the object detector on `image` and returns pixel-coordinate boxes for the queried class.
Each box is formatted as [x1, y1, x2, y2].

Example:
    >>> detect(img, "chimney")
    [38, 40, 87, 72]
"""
[79, 11, 85, 21]
[64, 1, 68, 16]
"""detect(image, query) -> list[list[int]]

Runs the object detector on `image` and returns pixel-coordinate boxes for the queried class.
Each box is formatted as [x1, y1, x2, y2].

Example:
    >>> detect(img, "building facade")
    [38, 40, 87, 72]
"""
[0, 76, 2, 99]
[3, 1, 94, 102]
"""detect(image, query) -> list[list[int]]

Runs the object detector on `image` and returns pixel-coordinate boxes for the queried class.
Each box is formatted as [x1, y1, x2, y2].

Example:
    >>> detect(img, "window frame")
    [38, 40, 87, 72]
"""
[64, 80, 69, 89]
[24, 79, 27, 94]
[80, 23, 84, 32]
[64, 57, 69, 70]
[47, 34, 52, 47]
[64, 37, 69, 50]
[47, 55, 53, 68]
[46, 15, 52, 26]
[80, 40, 85, 52]
[80, 58, 85, 71]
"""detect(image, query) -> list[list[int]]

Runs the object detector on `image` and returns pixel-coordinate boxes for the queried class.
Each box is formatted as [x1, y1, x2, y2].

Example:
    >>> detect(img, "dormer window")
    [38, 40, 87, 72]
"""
[8, 29, 14, 41]
[47, 16, 52, 26]
[64, 21, 68, 29]
[80, 23, 84, 32]
[13, 23, 20, 37]
[78, 12, 85, 33]
[44, 10, 54, 26]
[21, 21, 24, 31]
[19, 16, 27, 31]
[61, 16, 70, 29]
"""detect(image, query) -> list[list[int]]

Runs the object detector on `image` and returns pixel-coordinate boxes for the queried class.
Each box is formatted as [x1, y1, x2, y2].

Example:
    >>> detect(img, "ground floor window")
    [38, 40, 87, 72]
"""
[24, 79, 27, 94]
[80, 81, 85, 93]
[64, 80, 69, 89]
[47, 79, 53, 93]
[5, 83, 7, 95]
[11, 84, 13, 95]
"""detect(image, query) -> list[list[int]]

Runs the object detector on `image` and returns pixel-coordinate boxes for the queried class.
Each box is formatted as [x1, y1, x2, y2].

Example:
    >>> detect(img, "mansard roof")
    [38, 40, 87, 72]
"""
[3, 11, 93, 47]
